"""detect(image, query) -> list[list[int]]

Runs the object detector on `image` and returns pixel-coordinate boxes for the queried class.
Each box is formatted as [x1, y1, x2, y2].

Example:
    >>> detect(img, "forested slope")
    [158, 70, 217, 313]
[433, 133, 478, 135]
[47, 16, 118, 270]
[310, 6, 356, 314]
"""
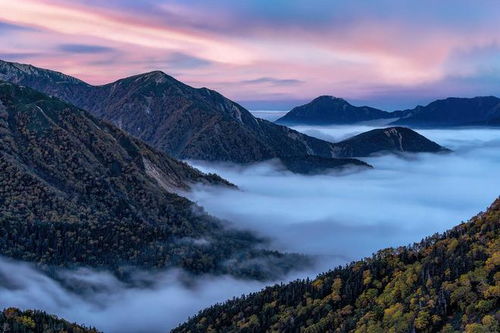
[175, 199, 500, 332]
[0, 81, 305, 279]
[0, 308, 99, 333]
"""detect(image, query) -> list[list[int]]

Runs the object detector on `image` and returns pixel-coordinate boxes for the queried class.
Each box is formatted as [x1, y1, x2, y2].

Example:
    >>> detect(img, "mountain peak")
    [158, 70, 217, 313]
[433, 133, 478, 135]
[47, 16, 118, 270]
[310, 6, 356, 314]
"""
[333, 126, 450, 157]
[313, 95, 348, 103]
[118, 70, 179, 86]
[277, 96, 389, 125]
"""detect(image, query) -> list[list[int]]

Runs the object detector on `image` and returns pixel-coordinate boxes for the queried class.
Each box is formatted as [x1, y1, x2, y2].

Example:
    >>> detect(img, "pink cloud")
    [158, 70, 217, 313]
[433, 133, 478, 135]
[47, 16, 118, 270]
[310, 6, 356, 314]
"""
[1, 0, 499, 107]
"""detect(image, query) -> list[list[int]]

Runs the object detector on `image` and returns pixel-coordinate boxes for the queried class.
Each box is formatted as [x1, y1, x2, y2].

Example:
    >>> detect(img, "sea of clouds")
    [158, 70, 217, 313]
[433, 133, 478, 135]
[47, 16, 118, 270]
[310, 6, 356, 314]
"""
[1, 122, 499, 332]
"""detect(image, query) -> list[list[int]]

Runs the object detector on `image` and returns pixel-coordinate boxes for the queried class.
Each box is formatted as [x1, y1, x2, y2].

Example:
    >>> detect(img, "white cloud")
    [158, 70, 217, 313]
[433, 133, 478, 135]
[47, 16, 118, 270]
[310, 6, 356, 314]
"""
[1, 126, 498, 333]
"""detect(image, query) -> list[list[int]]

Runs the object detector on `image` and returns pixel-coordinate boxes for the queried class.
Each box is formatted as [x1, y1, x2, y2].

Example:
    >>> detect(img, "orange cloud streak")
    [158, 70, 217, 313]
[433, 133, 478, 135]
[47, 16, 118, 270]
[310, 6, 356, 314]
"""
[0, 0, 253, 64]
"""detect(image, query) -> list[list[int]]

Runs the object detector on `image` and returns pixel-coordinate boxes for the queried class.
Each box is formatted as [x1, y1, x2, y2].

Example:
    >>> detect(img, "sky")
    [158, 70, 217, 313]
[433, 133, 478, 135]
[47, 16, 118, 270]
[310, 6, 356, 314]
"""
[1, 0, 500, 109]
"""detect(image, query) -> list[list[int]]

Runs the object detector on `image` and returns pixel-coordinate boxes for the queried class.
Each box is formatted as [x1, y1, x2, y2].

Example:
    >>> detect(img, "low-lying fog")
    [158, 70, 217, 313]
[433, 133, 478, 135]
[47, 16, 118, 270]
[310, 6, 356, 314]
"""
[190, 126, 500, 266]
[1, 122, 499, 333]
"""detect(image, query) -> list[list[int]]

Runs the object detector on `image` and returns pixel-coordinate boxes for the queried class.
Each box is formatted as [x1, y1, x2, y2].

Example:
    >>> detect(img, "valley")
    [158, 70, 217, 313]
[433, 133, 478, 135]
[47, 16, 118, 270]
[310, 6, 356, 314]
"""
[0, 2, 499, 331]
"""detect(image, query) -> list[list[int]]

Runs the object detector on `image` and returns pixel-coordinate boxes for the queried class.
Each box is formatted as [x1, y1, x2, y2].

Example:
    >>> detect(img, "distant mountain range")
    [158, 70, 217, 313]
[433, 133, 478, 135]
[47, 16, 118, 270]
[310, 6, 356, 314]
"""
[0, 60, 449, 174]
[175, 198, 500, 332]
[0, 81, 305, 279]
[277, 95, 500, 127]
[393, 96, 500, 127]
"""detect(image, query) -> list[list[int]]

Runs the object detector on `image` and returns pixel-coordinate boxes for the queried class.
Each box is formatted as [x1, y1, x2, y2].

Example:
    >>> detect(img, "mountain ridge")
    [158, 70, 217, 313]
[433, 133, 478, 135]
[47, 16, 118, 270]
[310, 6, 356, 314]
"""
[0, 80, 305, 279]
[0, 60, 347, 165]
[0, 60, 451, 173]
[276, 95, 393, 125]
[277, 95, 500, 127]
[333, 127, 450, 157]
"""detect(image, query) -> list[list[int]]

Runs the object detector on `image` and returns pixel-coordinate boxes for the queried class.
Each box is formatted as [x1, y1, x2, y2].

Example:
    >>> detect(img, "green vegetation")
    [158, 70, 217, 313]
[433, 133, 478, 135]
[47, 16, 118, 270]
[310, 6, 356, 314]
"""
[175, 199, 500, 332]
[0, 81, 306, 279]
[0, 307, 99, 333]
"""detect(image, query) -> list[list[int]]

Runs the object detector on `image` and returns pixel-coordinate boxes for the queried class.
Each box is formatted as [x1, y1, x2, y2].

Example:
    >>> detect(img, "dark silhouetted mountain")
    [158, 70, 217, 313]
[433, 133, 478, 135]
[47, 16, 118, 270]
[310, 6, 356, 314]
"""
[332, 127, 450, 157]
[175, 198, 500, 333]
[0, 81, 306, 279]
[477, 116, 500, 126]
[276, 96, 393, 125]
[0, 307, 100, 333]
[0, 60, 367, 172]
[278, 156, 371, 175]
[392, 96, 500, 127]
[277, 95, 500, 128]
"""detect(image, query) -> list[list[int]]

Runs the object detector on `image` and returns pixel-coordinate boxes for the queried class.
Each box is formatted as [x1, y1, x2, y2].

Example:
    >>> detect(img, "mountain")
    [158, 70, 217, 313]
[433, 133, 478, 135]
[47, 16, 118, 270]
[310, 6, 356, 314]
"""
[175, 198, 500, 332]
[277, 155, 370, 174]
[277, 95, 500, 128]
[276, 96, 393, 125]
[0, 308, 99, 333]
[0, 81, 306, 280]
[0, 60, 366, 171]
[392, 96, 500, 127]
[332, 127, 450, 157]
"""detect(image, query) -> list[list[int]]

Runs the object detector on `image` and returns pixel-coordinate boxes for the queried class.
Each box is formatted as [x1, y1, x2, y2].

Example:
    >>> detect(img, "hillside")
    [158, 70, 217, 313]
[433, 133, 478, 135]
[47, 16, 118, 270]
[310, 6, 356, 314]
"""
[0, 81, 305, 279]
[276, 96, 392, 125]
[332, 127, 450, 157]
[175, 198, 500, 332]
[0, 60, 363, 169]
[0, 308, 99, 333]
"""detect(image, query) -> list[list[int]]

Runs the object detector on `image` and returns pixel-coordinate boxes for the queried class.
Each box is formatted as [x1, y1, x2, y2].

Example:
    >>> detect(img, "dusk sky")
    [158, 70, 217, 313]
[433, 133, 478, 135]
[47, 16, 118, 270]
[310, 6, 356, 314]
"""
[1, 0, 500, 109]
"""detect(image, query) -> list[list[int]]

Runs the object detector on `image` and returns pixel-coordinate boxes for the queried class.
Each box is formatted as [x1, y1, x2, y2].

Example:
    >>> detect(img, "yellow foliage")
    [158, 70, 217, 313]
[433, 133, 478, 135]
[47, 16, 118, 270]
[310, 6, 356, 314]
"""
[312, 278, 324, 289]
[363, 270, 373, 285]
[16, 316, 36, 329]
[447, 239, 459, 253]
[485, 251, 500, 271]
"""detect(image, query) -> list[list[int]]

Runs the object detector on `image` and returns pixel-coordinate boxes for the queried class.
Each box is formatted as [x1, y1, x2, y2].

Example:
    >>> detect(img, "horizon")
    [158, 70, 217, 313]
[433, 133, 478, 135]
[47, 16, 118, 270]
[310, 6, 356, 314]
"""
[1, 0, 500, 110]
[2, 57, 498, 112]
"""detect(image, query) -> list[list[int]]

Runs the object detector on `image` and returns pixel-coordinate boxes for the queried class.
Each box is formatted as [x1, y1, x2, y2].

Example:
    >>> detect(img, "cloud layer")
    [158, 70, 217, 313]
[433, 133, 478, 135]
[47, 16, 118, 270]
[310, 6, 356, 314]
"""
[0, 126, 498, 332]
[189, 126, 500, 261]
[1, 0, 500, 108]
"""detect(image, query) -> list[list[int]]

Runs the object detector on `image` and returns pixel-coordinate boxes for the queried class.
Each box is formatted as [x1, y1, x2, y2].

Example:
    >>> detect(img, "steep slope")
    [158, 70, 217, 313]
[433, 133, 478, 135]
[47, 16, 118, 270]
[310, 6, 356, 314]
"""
[392, 96, 500, 127]
[175, 199, 500, 332]
[0, 81, 305, 279]
[276, 96, 393, 125]
[332, 127, 450, 157]
[0, 60, 361, 167]
[0, 308, 99, 333]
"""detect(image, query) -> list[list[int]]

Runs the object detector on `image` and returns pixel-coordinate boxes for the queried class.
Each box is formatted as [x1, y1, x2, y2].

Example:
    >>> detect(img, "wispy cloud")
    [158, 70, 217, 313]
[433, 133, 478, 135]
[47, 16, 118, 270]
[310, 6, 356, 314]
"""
[57, 43, 114, 54]
[0, 52, 43, 61]
[166, 52, 211, 69]
[242, 77, 303, 86]
[0, 21, 36, 32]
[1, 0, 500, 108]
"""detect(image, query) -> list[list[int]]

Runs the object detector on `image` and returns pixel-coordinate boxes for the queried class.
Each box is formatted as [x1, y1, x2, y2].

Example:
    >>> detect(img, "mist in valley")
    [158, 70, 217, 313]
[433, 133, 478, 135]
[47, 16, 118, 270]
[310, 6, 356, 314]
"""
[1, 124, 499, 333]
